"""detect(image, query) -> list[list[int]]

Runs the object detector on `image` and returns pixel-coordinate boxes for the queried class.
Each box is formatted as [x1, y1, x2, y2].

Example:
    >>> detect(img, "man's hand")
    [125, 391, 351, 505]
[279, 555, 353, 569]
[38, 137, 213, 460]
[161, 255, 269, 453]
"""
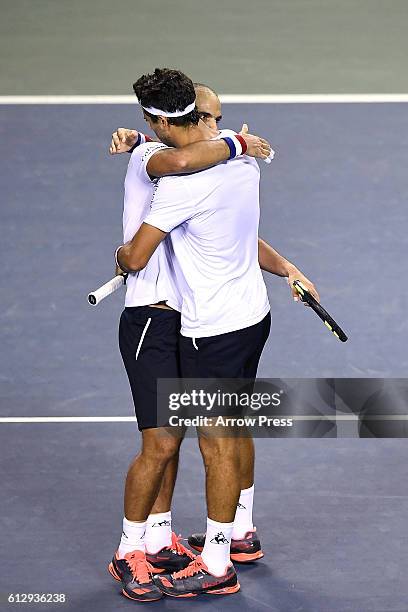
[109, 128, 138, 155]
[241, 130, 271, 160]
[115, 263, 125, 277]
[287, 268, 320, 304]
[117, 223, 167, 272]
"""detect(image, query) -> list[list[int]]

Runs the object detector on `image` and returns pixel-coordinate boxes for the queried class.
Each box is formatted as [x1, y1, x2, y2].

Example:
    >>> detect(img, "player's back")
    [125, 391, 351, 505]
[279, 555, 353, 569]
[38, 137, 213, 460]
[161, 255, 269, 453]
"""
[147, 154, 270, 337]
[180, 154, 261, 260]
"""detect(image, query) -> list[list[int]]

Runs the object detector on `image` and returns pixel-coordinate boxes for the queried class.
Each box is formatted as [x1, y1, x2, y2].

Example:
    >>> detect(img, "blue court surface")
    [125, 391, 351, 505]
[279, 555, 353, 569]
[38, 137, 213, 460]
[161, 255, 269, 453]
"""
[1, 102, 408, 611]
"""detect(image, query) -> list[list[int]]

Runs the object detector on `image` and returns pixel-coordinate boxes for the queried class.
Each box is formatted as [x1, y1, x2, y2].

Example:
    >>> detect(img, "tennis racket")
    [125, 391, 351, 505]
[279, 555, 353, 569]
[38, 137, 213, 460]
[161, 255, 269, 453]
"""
[293, 280, 348, 342]
[88, 273, 128, 306]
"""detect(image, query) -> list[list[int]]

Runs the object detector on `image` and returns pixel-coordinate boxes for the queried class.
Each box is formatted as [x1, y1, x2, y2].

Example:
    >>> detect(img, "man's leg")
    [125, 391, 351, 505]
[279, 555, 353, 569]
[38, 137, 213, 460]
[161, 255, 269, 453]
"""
[120, 448, 181, 559]
[198, 430, 241, 574]
[150, 453, 179, 513]
[231, 437, 256, 539]
[115, 428, 181, 563]
[155, 429, 242, 597]
[156, 317, 271, 597]
[117, 305, 184, 555]
[187, 316, 271, 563]
[110, 428, 193, 582]
[198, 434, 254, 528]
[199, 432, 241, 522]
[123, 429, 181, 522]
[145, 450, 180, 555]
[109, 428, 181, 602]
[110, 307, 194, 602]
[190, 433, 260, 560]
[238, 436, 254, 490]
[230, 325, 270, 541]
[120, 428, 193, 558]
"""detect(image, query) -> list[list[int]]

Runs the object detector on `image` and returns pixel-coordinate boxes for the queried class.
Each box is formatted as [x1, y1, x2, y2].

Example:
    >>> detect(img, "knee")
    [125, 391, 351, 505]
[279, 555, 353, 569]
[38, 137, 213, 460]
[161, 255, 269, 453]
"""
[199, 435, 238, 463]
[157, 439, 180, 463]
[142, 431, 180, 465]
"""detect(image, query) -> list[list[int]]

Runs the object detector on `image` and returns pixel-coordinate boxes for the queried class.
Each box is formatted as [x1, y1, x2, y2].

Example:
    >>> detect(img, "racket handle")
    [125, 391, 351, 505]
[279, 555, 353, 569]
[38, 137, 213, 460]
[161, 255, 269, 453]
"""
[263, 149, 275, 164]
[88, 274, 126, 306]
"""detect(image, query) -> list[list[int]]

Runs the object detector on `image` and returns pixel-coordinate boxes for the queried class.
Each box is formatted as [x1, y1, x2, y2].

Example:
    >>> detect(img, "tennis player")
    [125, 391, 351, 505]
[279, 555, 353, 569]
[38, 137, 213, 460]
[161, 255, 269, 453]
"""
[107, 69, 272, 602]
[116, 68, 319, 598]
[109, 82, 319, 573]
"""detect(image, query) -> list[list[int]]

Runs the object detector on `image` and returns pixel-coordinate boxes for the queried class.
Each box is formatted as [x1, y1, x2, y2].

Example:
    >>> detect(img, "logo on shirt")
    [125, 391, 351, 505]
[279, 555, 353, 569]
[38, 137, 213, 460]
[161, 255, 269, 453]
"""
[148, 176, 161, 208]
[237, 502, 247, 510]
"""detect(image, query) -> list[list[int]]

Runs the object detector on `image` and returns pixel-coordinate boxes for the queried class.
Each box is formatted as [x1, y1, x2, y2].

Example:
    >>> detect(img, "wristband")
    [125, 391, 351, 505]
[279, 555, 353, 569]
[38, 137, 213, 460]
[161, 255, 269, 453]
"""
[128, 133, 154, 153]
[235, 134, 248, 154]
[114, 245, 124, 268]
[128, 132, 141, 154]
[221, 134, 248, 159]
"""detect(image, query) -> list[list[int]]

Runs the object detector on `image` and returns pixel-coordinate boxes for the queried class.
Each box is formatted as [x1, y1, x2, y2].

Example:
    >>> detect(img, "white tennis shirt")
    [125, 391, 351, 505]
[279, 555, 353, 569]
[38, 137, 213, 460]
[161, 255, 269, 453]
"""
[122, 141, 182, 309]
[144, 150, 270, 338]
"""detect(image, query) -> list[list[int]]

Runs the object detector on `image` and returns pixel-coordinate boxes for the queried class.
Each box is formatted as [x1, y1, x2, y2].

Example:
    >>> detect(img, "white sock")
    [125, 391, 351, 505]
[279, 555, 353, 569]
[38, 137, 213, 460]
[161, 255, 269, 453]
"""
[117, 517, 146, 558]
[145, 511, 172, 554]
[231, 485, 255, 540]
[201, 517, 234, 577]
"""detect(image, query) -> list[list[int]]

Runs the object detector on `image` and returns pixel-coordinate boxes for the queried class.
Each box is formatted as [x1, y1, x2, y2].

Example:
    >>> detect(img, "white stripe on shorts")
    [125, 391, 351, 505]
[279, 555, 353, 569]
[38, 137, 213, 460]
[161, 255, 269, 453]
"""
[135, 317, 152, 360]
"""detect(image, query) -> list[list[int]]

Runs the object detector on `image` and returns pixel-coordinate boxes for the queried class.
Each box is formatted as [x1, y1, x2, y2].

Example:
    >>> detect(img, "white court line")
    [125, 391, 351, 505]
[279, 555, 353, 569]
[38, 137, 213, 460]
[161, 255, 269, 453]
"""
[0, 416, 136, 423]
[0, 415, 407, 423]
[1, 94, 408, 104]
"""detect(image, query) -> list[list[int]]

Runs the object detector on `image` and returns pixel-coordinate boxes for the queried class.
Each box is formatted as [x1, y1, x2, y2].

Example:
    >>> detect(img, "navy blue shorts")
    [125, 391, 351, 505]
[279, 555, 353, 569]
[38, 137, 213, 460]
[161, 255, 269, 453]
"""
[119, 306, 181, 430]
[179, 312, 271, 379]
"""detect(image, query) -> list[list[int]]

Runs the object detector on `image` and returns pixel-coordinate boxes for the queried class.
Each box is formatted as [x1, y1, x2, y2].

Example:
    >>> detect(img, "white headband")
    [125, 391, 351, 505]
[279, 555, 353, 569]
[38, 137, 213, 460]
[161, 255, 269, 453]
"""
[140, 100, 196, 117]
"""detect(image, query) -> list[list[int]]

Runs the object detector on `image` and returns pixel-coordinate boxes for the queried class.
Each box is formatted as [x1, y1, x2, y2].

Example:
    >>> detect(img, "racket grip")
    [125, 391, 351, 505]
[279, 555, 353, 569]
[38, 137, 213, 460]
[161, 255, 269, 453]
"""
[263, 148, 275, 164]
[88, 274, 126, 306]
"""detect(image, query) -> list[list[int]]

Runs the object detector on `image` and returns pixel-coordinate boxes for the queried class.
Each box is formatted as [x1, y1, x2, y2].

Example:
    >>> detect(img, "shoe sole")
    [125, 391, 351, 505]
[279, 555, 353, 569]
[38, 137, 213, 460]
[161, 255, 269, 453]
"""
[122, 589, 163, 602]
[162, 582, 241, 598]
[109, 562, 164, 601]
[189, 544, 264, 563]
[108, 562, 121, 582]
[231, 550, 264, 562]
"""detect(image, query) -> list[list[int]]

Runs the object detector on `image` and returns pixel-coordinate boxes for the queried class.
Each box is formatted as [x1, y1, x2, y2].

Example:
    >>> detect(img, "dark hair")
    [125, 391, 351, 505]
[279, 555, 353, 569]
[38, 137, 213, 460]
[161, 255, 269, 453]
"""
[133, 68, 200, 126]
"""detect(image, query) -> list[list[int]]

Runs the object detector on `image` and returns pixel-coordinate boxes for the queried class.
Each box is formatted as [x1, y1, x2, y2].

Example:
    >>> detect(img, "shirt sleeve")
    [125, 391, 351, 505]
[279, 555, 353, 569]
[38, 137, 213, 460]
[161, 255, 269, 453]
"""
[143, 176, 196, 233]
[129, 141, 169, 184]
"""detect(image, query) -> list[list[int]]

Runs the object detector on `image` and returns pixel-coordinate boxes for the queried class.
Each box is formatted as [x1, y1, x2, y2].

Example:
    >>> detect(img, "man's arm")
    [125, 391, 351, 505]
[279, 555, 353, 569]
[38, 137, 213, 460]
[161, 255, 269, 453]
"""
[146, 133, 270, 178]
[146, 139, 230, 177]
[117, 224, 167, 272]
[109, 127, 271, 177]
[117, 176, 195, 272]
[258, 238, 320, 302]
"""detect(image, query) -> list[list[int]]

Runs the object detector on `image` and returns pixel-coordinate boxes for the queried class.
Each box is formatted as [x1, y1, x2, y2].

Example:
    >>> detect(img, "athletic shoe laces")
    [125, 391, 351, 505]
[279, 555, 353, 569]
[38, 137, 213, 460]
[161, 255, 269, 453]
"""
[124, 551, 152, 584]
[168, 533, 196, 559]
[172, 556, 206, 580]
